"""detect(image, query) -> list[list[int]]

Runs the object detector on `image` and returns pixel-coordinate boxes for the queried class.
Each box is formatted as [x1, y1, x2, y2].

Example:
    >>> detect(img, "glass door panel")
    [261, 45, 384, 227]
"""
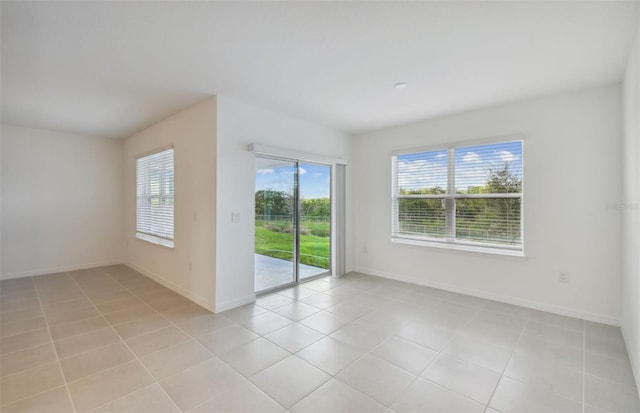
[254, 156, 297, 292]
[299, 163, 331, 281]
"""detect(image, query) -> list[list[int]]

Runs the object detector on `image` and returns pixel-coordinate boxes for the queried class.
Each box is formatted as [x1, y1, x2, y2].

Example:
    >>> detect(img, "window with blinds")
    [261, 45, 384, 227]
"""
[136, 147, 174, 248]
[392, 140, 523, 254]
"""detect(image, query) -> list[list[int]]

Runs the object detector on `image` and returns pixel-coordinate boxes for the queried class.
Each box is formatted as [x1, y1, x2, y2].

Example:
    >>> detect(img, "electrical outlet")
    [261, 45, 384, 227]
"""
[559, 272, 570, 283]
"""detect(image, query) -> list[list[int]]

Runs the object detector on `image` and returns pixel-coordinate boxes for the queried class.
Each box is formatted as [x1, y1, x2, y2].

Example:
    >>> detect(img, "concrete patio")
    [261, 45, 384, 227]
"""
[255, 254, 329, 292]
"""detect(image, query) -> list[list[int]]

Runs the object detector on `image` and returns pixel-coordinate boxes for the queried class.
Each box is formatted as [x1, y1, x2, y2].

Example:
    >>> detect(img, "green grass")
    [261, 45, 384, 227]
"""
[255, 220, 330, 269]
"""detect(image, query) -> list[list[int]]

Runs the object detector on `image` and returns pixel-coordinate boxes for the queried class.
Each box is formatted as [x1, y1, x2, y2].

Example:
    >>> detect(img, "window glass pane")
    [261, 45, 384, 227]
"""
[454, 141, 522, 194]
[398, 198, 446, 238]
[455, 198, 521, 246]
[136, 148, 174, 243]
[396, 150, 448, 195]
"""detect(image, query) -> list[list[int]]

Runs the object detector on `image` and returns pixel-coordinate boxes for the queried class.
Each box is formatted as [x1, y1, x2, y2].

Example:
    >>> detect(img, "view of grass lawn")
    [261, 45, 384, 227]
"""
[255, 219, 330, 269]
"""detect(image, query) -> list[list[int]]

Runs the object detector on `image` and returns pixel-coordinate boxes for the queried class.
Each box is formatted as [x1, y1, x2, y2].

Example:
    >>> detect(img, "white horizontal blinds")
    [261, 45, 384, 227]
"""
[392, 140, 523, 251]
[454, 141, 522, 248]
[136, 148, 174, 241]
[393, 149, 448, 239]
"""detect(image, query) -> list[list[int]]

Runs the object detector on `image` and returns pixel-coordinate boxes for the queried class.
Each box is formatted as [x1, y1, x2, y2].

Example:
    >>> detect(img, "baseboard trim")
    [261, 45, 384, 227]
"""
[621, 324, 640, 396]
[215, 294, 256, 313]
[352, 266, 620, 326]
[124, 263, 216, 312]
[1, 260, 124, 280]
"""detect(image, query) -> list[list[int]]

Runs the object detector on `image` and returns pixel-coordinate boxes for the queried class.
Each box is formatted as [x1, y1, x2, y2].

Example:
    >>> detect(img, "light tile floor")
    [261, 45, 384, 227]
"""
[1, 265, 639, 412]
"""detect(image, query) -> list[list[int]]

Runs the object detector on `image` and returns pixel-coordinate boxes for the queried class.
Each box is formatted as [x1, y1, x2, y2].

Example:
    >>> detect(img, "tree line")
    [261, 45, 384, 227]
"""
[255, 190, 330, 217]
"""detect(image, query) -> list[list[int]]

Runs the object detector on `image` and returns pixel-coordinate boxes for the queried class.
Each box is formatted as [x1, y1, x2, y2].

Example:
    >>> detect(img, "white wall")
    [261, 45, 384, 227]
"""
[215, 96, 352, 311]
[1, 125, 124, 278]
[124, 98, 217, 310]
[353, 85, 623, 324]
[622, 21, 640, 394]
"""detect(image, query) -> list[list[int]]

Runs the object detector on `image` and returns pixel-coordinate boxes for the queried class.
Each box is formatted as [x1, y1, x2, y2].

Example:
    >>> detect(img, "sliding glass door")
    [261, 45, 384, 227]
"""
[254, 157, 331, 293]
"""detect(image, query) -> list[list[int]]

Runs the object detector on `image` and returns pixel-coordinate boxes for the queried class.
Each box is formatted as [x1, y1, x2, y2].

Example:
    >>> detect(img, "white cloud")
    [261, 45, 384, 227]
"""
[299, 167, 307, 175]
[463, 152, 480, 162]
[498, 150, 519, 163]
[256, 168, 274, 174]
[435, 153, 446, 158]
[398, 159, 447, 190]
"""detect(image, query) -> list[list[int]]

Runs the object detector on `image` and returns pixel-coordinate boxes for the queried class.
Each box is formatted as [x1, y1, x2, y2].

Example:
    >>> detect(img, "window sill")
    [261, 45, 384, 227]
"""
[392, 236, 525, 258]
[136, 233, 174, 249]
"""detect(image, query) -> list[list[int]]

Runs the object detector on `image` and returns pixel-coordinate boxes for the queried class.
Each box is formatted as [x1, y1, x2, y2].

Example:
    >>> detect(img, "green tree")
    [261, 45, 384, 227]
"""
[255, 189, 292, 217]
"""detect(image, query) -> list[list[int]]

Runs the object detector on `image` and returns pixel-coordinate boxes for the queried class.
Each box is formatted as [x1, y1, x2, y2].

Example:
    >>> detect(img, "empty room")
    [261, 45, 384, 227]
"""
[2, 1, 640, 412]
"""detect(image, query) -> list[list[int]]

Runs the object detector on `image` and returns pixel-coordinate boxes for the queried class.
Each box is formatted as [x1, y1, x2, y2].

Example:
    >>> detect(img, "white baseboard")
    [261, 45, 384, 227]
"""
[124, 263, 216, 312]
[352, 266, 620, 326]
[1, 260, 124, 280]
[215, 294, 256, 313]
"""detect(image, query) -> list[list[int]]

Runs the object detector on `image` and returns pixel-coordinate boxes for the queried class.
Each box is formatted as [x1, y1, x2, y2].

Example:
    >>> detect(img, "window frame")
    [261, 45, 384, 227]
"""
[391, 137, 524, 256]
[135, 145, 175, 249]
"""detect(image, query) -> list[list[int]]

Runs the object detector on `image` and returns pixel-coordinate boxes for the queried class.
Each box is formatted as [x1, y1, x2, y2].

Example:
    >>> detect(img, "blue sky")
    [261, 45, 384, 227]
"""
[398, 141, 523, 191]
[255, 163, 330, 199]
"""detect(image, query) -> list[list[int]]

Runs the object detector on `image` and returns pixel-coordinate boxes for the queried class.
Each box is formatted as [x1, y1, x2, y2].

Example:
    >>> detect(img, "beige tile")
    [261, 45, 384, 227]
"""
[87, 289, 136, 304]
[337, 355, 415, 406]
[139, 339, 212, 380]
[291, 378, 385, 413]
[326, 301, 372, 321]
[300, 293, 344, 310]
[219, 337, 290, 377]
[174, 313, 234, 337]
[160, 303, 211, 324]
[256, 293, 295, 310]
[1, 342, 57, 376]
[54, 327, 121, 359]
[196, 324, 259, 355]
[102, 304, 156, 325]
[126, 326, 190, 356]
[0, 362, 64, 406]
[0, 293, 40, 313]
[299, 311, 350, 335]
[251, 355, 331, 409]
[330, 323, 388, 351]
[515, 335, 583, 371]
[442, 336, 512, 373]
[0, 307, 43, 325]
[529, 310, 584, 332]
[265, 323, 325, 353]
[523, 321, 583, 349]
[144, 293, 193, 312]
[1, 316, 47, 337]
[371, 336, 438, 375]
[192, 379, 284, 412]
[490, 376, 582, 413]
[297, 337, 363, 376]
[585, 373, 640, 412]
[221, 303, 269, 322]
[45, 306, 101, 326]
[421, 354, 500, 405]
[95, 296, 146, 315]
[241, 312, 293, 336]
[90, 383, 179, 413]
[68, 360, 154, 412]
[160, 358, 243, 411]
[0, 386, 73, 413]
[60, 341, 135, 382]
[112, 313, 171, 340]
[395, 321, 455, 352]
[504, 352, 583, 402]
[1, 329, 51, 355]
[586, 350, 636, 386]
[391, 378, 484, 413]
[49, 316, 109, 341]
[43, 298, 93, 315]
[273, 302, 322, 321]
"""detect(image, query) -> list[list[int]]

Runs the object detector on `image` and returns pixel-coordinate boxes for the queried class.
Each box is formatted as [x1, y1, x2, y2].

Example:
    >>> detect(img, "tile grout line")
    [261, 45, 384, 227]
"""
[29, 275, 79, 413]
[65, 269, 184, 413]
[483, 309, 533, 412]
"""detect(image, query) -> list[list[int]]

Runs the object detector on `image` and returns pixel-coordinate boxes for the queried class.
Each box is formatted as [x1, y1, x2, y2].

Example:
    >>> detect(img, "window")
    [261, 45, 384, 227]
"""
[392, 140, 523, 254]
[136, 147, 174, 248]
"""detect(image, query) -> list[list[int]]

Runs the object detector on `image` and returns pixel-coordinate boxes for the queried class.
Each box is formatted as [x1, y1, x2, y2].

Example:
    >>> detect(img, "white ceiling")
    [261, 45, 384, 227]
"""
[1, 1, 638, 139]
